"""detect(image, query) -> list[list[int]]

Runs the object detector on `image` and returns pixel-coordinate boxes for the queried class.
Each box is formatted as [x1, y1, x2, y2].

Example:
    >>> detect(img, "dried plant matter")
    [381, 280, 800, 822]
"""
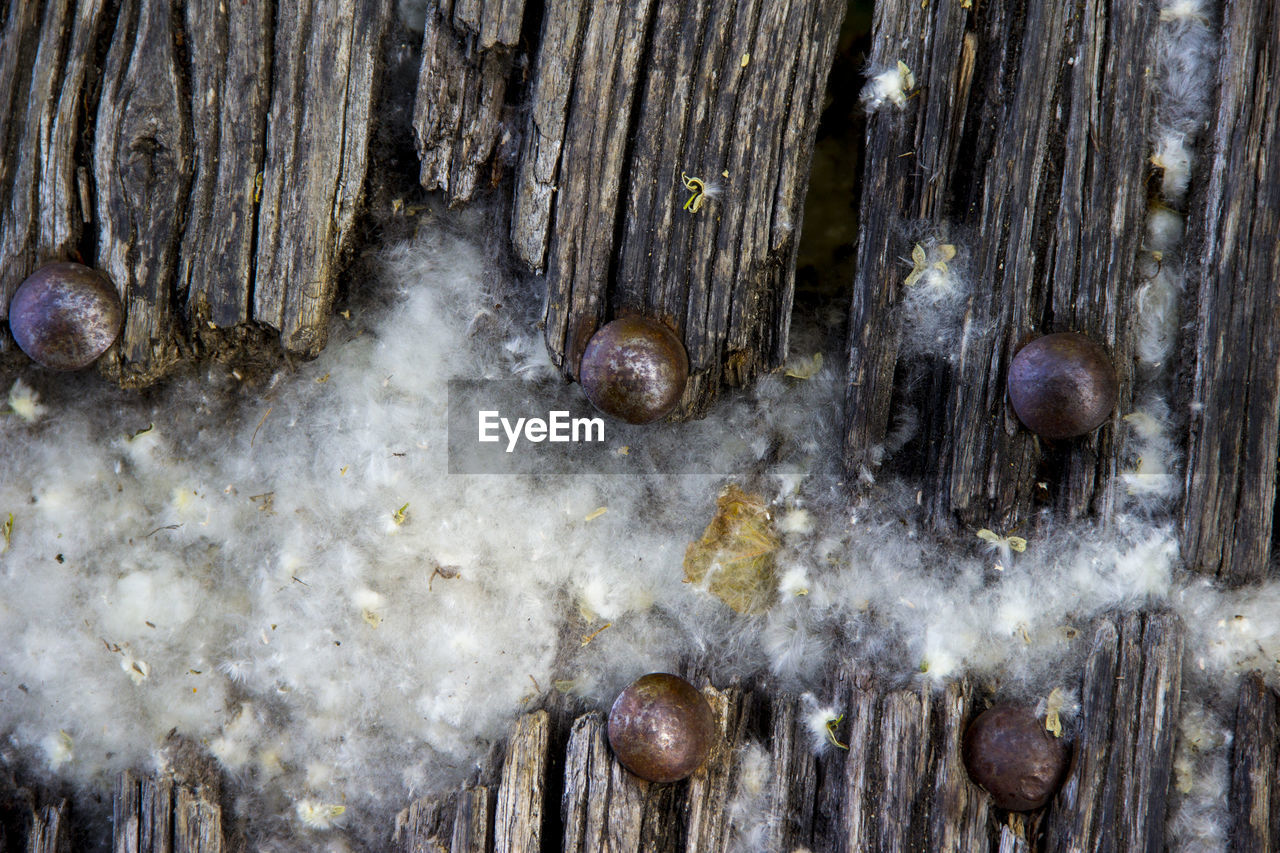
[683, 485, 780, 615]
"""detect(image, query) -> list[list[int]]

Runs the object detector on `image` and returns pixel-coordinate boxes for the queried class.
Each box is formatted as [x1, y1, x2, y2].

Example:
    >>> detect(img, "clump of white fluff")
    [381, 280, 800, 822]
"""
[1165, 695, 1231, 851]
[727, 743, 776, 853]
[897, 238, 971, 359]
[861, 60, 916, 112]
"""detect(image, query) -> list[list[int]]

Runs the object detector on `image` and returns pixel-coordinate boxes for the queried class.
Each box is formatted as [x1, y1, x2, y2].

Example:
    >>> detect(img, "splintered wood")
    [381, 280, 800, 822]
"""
[843, 0, 1157, 530]
[508, 0, 847, 417]
[390, 615, 1182, 852]
[0, 0, 392, 383]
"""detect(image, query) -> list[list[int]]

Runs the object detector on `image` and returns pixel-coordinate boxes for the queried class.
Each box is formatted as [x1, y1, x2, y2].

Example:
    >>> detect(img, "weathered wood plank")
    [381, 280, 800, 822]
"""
[509, 0, 585, 272]
[93, 0, 193, 384]
[173, 785, 220, 853]
[396, 785, 489, 853]
[394, 789, 456, 852]
[1044, 611, 1184, 853]
[840, 0, 972, 483]
[928, 680, 989, 853]
[562, 712, 646, 853]
[494, 709, 549, 852]
[683, 686, 750, 852]
[875, 688, 932, 852]
[840, 666, 879, 851]
[414, 0, 526, 204]
[843, 0, 1157, 530]
[0, 0, 107, 330]
[178, 0, 272, 333]
[2, 0, 393, 380]
[394, 783, 455, 850]
[451, 785, 490, 853]
[762, 696, 818, 851]
[1180, 0, 1280, 585]
[112, 771, 221, 853]
[1230, 673, 1280, 853]
[26, 800, 70, 853]
[253, 0, 393, 357]
[521, 0, 845, 418]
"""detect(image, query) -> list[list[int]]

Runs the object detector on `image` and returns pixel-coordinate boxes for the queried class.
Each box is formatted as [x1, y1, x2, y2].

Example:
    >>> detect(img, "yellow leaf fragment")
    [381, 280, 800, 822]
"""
[897, 60, 916, 91]
[392, 503, 410, 526]
[584, 506, 608, 521]
[683, 484, 780, 614]
[784, 352, 823, 379]
[976, 528, 1027, 552]
[1044, 687, 1067, 738]
[904, 243, 928, 287]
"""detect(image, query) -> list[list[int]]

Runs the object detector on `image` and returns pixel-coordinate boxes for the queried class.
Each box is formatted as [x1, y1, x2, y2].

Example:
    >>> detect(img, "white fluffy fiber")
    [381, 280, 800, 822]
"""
[0, 2, 1243, 847]
[0, 213, 1227, 850]
[860, 61, 916, 113]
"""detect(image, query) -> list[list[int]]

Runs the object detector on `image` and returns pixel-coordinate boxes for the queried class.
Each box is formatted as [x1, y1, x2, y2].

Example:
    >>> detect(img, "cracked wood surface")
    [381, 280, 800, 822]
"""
[842, 0, 1156, 531]
[512, 0, 846, 418]
[0, 0, 392, 385]
[1179, 0, 1280, 586]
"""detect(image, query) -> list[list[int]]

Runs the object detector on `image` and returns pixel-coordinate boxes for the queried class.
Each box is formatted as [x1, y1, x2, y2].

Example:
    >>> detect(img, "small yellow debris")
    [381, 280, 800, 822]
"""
[315, 373, 330, 383]
[683, 485, 781, 614]
[784, 352, 823, 379]
[584, 506, 608, 522]
[1044, 687, 1067, 738]
[741, 53, 750, 67]
[392, 503, 410, 526]
[826, 714, 849, 750]
[897, 60, 916, 92]
[1, 513, 12, 552]
[904, 243, 929, 287]
[976, 529, 1027, 553]
[616, 446, 630, 456]
[339, 466, 348, 476]
[581, 622, 612, 645]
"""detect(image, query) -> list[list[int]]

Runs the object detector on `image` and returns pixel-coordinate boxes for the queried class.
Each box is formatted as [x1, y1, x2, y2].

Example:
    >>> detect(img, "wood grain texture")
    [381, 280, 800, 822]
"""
[1230, 673, 1280, 853]
[395, 784, 490, 853]
[93, 0, 193, 384]
[493, 710, 549, 853]
[414, 0, 526, 204]
[26, 800, 70, 853]
[395, 790, 454, 853]
[929, 680, 989, 853]
[682, 685, 750, 853]
[843, 0, 1157, 530]
[0, 0, 107, 324]
[1, 0, 393, 379]
[113, 771, 221, 853]
[253, 0, 392, 357]
[178, 0, 272, 332]
[519, 0, 846, 418]
[1180, 0, 1280, 585]
[1044, 612, 1184, 853]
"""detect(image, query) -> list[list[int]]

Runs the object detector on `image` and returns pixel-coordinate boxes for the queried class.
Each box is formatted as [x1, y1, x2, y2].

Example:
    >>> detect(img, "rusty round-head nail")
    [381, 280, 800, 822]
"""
[8, 262, 123, 371]
[962, 703, 1069, 811]
[607, 673, 715, 783]
[1007, 332, 1117, 439]
[579, 316, 688, 424]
